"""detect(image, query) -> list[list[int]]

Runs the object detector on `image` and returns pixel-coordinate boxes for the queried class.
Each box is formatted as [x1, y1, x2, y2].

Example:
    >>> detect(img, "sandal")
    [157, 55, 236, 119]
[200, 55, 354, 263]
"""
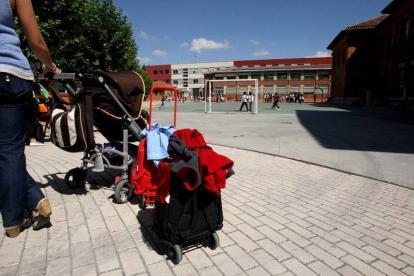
[32, 198, 52, 230]
[5, 217, 33, 238]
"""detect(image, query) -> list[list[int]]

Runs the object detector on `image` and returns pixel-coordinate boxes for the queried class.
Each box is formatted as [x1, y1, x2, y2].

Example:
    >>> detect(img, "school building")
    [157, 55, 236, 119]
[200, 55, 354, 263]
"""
[146, 58, 332, 102]
[328, 0, 414, 108]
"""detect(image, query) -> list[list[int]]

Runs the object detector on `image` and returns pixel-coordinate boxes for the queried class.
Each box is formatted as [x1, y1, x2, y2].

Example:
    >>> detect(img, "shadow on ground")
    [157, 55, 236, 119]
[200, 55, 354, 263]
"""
[296, 107, 414, 154]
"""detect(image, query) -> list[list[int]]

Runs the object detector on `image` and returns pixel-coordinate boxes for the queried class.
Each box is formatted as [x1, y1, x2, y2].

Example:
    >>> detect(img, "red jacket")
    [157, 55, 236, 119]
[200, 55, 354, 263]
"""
[174, 129, 234, 195]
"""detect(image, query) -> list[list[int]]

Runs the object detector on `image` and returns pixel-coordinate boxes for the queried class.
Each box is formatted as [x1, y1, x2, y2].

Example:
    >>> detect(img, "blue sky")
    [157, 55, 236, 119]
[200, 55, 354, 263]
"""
[113, 0, 391, 66]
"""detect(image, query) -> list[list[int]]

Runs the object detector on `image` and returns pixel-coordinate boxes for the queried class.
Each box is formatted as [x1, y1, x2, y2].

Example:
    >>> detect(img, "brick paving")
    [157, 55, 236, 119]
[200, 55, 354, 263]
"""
[1, 141, 414, 276]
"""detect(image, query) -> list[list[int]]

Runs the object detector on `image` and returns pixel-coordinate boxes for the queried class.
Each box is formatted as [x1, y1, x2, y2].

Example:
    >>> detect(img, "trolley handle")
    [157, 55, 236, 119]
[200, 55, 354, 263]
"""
[149, 86, 178, 130]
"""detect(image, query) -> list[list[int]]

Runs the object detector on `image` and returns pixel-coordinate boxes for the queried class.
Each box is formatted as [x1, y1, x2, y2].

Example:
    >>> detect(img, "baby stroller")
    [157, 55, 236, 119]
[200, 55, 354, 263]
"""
[130, 86, 235, 264]
[47, 72, 148, 203]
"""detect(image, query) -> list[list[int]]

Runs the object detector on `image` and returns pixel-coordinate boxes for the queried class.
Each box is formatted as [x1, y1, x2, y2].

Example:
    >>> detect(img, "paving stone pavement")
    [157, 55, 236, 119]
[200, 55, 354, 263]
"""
[1, 140, 414, 276]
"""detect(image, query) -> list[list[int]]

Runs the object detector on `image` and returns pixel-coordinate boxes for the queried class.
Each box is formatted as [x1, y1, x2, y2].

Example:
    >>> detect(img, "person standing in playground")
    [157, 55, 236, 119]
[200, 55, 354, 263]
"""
[271, 92, 281, 110]
[159, 95, 166, 109]
[239, 92, 248, 111]
[248, 91, 254, 112]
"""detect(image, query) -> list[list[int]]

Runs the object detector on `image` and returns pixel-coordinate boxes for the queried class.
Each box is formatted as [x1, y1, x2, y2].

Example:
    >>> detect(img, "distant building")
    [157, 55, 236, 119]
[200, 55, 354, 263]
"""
[146, 58, 332, 101]
[146, 64, 171, 86]
[204, 58, 332, 103]
[328, 0, 414, 108]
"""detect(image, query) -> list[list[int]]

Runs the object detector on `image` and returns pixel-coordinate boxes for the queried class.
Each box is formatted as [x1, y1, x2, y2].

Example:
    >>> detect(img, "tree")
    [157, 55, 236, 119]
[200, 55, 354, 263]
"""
[16, 0, 153, 97]
[137, 65, 153, 98]
[17, 0, 138, 72]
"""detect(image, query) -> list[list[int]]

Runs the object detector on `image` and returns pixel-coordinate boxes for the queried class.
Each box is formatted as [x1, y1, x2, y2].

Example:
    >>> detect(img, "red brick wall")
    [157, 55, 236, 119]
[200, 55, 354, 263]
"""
[377, 0, 414, 100]
[145, 65, 172, 84]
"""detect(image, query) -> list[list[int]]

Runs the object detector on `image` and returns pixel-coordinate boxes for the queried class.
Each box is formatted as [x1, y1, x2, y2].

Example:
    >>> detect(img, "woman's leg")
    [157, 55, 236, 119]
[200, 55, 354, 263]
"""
[0, 79, 32, 228]
[26, 174, 45, 212]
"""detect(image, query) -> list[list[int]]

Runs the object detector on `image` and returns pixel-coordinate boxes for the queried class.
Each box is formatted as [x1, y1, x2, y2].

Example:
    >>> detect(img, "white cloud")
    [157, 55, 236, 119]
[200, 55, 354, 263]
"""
[250, 39, 259, 45]
[139, 31, 157, 41]
[253, 50, 270, 57]
[189, 38, 230, 53]
[151, 50, 168, 58]
[306, 51, 332, 58]
[137, 57, 151, 64]
[179, 42, 190, 47]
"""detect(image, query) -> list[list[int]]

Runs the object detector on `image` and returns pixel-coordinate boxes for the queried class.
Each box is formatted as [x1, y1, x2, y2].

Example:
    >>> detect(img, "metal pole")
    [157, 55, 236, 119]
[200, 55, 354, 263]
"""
[255, 80, 258, 114]
[209, 81, 212, 113]
[204, 81, 207, 113]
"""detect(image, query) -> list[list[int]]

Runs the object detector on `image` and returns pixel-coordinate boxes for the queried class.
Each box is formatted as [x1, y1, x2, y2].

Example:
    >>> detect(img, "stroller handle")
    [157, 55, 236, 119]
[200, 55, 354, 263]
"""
[45, 72, 99, 83]
[46, 73, 77, 80]
[149, 86, 178, 130]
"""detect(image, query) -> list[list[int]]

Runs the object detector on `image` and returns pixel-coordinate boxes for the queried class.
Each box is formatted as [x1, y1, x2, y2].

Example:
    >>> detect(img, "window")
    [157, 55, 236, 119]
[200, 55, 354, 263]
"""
[397, 62, 405, 86]
[173, 70, 178, 74]
[277, 73, 287, 80]
[405, 19, 410, 41]
[183, 84, 188, 87]
[290, 86, 300, 93]
[402, 19, 410, 41]
[251, 74, 261, 80]
[215, 87, 224, 95]
[304, 72, 315, 80]
[153, 70, 157, 75]
[319, 74, 329, 80]
[165, 70, 170, 74]
[227, 75, 236, 80]
[166, 79, 170, 83]
[238, 75, 248, 79]
[290, 73, 301, 80]
[264, 73, 274, 80]
[277, 86, 288, 94]
[159, 70, 164, 74]
[203, 68, 209, 72]
[173, 80, 178, 85]
[190, 68, 198, 74]
[304, 86, 314, 94]
[193, 79, 199, 84]
[215, 76, 224, 80]
[263, 86, 273, 93]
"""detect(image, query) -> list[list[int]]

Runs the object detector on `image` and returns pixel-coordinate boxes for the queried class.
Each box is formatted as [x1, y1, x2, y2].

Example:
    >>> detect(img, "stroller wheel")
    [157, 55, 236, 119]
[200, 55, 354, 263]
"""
[138, 195, 147, 210]
[168, 245, 182, 265]
[65, 168, 87, 188]
[207, 233, 220, 250]
[114, 180, 132, 204]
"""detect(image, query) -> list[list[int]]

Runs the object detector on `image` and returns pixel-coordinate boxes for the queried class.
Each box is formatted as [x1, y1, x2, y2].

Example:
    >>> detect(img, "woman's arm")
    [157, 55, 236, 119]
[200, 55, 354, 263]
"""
[15, 0, 59, 73]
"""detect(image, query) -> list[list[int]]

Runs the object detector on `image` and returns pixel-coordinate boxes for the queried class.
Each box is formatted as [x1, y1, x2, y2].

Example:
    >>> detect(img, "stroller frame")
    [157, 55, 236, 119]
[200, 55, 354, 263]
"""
[48, 73, 144, 203]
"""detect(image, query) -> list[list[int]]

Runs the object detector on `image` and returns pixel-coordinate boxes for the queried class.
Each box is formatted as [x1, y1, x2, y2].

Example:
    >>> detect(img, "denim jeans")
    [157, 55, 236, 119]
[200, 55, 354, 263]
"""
[0, 73, 44, 228]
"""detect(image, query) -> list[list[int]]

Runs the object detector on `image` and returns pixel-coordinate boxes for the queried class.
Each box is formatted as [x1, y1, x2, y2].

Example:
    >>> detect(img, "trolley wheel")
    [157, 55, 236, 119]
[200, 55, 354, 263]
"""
[114, 180, 132, 204]
[168, 245, 182, 265]
[138, 195, 147, 210]
[65, 168, 87, 188]
[207, 233, 220, 250]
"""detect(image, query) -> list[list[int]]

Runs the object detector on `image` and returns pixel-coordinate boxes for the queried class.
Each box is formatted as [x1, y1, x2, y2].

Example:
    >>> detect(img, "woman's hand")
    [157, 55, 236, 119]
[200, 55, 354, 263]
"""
[42, 64, 61, 78]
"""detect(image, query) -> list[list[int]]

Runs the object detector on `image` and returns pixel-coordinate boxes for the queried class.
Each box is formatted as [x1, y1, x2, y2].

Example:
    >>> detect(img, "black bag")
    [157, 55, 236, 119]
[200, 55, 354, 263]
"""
[49, 87, 95, 153]
[153, 173, 223, 244]
[34, 120, 45, 143]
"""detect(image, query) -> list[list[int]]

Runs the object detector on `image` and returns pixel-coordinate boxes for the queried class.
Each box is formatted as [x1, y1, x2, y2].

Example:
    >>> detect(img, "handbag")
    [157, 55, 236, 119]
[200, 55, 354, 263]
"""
[49, 85, 95, 153]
